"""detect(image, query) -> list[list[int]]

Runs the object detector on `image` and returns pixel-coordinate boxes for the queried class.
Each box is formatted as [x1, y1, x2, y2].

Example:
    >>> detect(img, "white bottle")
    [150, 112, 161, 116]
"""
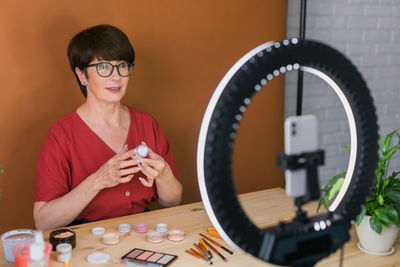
[28, 231, 48, 267]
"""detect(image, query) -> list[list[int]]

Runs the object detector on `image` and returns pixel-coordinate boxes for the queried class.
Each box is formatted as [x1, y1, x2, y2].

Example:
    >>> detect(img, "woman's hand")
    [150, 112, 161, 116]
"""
[94, 145, 142, 190]
[138, 146, 174, 187]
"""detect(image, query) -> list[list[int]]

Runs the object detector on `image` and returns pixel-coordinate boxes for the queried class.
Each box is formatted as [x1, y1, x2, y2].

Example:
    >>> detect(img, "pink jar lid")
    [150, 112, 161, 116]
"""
[135, 223, 148, 234]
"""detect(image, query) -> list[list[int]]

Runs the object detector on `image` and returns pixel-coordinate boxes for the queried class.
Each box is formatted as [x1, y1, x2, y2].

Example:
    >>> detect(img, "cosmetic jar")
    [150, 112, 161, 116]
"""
[167, 230, 185, 242]
[135, 144, 149, 158]
[118, 223, 131, 234]
[87, 252, 110, 264]
[146, 231, 164, 244]
[1, 229, 35, 262]
[156, 223, 168, 233]
[91, 227, 105, 235]
[56, 243, 72, 263]
[135, 223, 148, 234]
[101, 232, 120, 245]
[49, 229, 76, 251]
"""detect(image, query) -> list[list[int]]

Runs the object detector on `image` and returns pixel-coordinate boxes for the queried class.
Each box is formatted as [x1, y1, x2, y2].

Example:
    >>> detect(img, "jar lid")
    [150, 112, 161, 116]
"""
[135, 223, 148, 234]
[87, 252, 110, 264]
[118, 223, 131, 234]
[101, 232, 120, 245]
[135, 144, 149, 157]
[56, 243, 72, 253]
[146, 231, 164, 243]
[156, 223, 168, 233]
[91, 227, 105, 235]
[167, 229, 185, 242]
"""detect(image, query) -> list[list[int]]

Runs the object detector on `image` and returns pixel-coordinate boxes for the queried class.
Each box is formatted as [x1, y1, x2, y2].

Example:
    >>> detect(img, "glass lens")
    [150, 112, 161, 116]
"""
[97, 63, 112, 77]
[118, 63, 133, 77]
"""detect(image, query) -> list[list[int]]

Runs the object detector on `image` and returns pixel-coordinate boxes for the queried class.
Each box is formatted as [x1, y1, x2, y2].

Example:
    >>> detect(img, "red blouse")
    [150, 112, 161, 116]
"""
[34, 107, 179, 221]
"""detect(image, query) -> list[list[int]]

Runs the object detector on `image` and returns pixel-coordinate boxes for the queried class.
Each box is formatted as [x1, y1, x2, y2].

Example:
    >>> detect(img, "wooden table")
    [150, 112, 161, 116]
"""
[0, 188, 399, 266]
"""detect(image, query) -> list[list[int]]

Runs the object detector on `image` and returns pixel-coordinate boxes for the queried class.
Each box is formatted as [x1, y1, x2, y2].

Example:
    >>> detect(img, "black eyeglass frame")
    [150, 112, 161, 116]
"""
[86, 62, 135, 77]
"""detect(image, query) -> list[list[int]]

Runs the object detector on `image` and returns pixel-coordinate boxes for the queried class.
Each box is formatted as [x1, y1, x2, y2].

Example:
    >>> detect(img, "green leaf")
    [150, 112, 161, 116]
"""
[369, 215, 383, 235]
[321, 172, 346, 191]
[387, 188, 400, 203]
[382, 131, 395, 154]
[380, 206, 398, 222]
[383, 178, 390, 187]
[339, 145, 350, 152]
[356, 206, 366, 226]
[375, 208, 390, 224]
[378, 136, 385, 146]
[382, 144, 400, 161]
[328, 178, 344, 200]
[317, 196, 329, 213]
[390, 171, 400, 179]
[394, 220, 400, 228]
[378, 194, 384, 205]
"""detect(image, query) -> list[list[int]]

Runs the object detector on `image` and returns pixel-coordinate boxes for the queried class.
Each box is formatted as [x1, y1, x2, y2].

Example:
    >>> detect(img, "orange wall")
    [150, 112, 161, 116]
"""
[0, 0, 287, 232]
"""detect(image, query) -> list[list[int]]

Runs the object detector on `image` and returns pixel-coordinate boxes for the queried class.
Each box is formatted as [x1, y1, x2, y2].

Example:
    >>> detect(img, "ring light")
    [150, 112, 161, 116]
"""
[197, 39, 378, 266]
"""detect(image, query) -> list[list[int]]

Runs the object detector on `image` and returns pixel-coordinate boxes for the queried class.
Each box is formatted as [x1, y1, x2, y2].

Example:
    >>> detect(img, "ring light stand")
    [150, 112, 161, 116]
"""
[197, 39, 378, 266]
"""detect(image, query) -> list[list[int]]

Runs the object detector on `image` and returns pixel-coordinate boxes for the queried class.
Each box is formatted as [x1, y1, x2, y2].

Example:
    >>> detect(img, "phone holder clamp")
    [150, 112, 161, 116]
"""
[276, 150, 325, 205]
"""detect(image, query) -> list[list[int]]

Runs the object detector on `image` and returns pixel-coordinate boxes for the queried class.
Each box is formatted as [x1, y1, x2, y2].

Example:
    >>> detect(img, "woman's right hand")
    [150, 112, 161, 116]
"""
[33, 145, 142, 230]
[94, 145, 142, 190]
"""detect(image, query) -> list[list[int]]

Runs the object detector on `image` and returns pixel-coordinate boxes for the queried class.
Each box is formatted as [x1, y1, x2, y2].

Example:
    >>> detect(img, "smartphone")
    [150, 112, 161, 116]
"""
[284, 115, 318, 198]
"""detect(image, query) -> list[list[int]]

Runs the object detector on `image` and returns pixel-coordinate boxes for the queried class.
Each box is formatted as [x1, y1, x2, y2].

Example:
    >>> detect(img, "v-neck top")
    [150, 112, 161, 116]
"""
[34, 107, 179, 221]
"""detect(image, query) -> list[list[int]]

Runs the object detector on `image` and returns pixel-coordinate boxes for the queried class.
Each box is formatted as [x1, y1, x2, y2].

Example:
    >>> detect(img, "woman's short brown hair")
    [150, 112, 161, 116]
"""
[67, 24, 135, 97]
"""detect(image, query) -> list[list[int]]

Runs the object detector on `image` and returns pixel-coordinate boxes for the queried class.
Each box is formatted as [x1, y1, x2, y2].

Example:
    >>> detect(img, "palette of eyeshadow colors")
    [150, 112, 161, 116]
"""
[121, 248, 177, 267]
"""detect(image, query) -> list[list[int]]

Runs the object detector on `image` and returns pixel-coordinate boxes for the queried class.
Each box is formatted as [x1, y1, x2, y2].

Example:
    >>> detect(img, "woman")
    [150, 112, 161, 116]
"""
[33, 24, 182, 230]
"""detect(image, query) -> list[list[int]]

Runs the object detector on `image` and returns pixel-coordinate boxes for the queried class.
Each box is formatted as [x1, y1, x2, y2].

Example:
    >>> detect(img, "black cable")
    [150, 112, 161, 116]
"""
[339, 245, 344, 267]
[296, 0, 307, 116]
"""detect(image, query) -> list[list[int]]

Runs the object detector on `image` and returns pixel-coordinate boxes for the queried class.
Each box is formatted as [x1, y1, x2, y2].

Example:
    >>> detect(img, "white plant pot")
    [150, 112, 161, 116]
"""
[356, 215, 399, 255]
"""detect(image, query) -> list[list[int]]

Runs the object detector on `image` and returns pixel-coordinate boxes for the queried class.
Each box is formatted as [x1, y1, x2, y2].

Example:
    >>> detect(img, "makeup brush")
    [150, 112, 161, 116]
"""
[199, 242, 213, 260]
[199, 233, 234, 254]
[186, 250, 207, 263]
[190, 248, 213, 265]
[200, 238, 213, 259]
[194, 243, 211, 261]
[202, 238, 228, 262]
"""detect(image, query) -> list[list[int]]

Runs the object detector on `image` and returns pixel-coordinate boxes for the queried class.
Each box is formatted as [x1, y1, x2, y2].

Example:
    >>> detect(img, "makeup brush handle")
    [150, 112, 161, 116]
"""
[218, 252, 227, 262]
[185, 250, 201, 260]
[190, 248, 208, 261]
[221, 246, 233, 255]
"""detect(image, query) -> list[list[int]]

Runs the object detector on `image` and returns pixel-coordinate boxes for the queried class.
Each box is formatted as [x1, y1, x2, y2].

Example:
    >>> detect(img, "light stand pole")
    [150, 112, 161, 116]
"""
[296, 0, 307, 116]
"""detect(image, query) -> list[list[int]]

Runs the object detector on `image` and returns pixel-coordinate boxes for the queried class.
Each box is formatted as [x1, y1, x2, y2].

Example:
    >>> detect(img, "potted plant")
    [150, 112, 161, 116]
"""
[318, 130, 400, 255]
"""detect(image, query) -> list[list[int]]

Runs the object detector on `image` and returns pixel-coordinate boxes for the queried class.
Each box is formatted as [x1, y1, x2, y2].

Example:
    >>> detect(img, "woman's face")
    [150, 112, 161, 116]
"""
[77, 59, 130, 104]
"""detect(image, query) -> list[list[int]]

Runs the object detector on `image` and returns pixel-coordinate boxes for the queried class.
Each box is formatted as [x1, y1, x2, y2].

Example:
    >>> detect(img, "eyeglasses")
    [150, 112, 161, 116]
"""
[86, 62, 134, 77]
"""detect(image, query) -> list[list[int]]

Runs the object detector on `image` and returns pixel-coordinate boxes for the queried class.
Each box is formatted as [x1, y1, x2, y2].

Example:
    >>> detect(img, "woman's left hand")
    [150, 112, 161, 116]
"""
[138, 146, 174, 187]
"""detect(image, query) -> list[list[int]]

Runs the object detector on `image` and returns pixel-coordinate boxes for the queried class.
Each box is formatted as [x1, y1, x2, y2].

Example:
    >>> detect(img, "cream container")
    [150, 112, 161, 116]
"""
[56, 243, 72, 263]
[146, 231, 164, 244]
[118, 223, 131, 234]
[1, 229, 35, 262]
[156, 223, 168, 233]
[167, 230, 185, 242]
[135, 223, 148, 234]
[101, 232, 120, 245]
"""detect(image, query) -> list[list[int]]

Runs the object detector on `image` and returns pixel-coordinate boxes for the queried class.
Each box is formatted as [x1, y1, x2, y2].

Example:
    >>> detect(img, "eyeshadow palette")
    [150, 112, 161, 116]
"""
[122, 248, 177, 267]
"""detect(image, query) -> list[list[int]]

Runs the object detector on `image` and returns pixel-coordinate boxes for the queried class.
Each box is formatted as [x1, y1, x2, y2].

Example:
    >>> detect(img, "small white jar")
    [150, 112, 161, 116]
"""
[56, 243, 72, 263]
[118, 223, 131, 234]
[156, 223, 168, 233]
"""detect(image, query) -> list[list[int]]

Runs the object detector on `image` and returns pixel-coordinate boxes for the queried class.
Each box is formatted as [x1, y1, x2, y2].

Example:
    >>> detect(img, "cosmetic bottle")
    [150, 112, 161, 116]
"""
[28, 231, 48, 267]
